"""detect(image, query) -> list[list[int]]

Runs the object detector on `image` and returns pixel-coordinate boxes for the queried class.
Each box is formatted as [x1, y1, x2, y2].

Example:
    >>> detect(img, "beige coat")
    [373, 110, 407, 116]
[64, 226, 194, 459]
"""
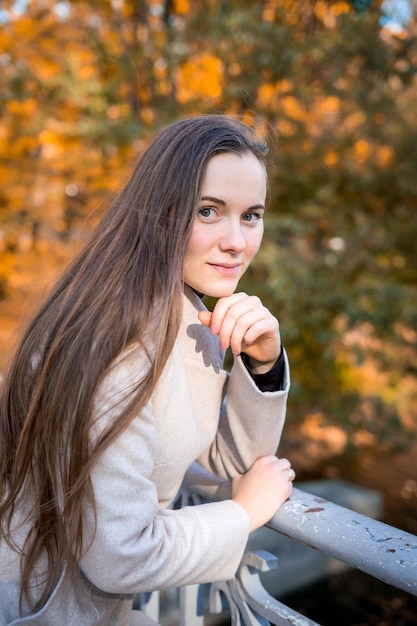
[0, 286, 290, 625]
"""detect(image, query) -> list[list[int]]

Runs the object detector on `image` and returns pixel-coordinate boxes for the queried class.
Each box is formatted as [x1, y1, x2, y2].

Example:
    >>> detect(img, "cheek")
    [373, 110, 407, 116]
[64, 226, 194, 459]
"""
[186, 226, 212, 258]
[246, 228, 264, 259]
[183, 229, 211, 288]
[184, 238, 198, 267]
[183, 230, 205, 275]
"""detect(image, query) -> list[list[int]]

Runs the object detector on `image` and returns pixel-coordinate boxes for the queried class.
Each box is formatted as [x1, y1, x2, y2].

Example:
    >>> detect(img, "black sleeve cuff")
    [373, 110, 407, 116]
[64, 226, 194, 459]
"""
[241, 349, 286, 392]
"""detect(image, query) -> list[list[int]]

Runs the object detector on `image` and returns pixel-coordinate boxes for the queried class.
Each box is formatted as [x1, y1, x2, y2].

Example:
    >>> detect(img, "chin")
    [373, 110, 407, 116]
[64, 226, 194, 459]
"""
[202, 283, 239, 298]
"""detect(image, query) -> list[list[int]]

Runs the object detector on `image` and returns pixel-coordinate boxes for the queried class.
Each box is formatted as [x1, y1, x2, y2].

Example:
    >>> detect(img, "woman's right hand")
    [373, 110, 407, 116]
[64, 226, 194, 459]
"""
[231, 455, 294, 532]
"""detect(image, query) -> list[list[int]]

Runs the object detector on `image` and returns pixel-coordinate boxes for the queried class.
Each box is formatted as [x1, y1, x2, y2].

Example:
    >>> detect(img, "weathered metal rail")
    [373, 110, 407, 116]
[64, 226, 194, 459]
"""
[269, 486, 417, 597]
[137, 465, 417, 625]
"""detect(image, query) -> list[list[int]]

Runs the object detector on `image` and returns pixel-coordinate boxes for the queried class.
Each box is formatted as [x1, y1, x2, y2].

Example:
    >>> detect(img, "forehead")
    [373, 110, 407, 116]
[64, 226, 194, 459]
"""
[202, 152, 267, 198]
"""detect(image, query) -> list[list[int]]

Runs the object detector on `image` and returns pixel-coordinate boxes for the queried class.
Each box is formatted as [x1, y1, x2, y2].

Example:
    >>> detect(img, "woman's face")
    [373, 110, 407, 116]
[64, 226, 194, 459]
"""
[183, 151, 267, 298]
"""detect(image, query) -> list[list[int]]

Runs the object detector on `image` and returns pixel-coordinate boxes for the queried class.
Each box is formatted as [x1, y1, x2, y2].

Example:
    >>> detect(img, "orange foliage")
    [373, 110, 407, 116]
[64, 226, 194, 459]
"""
[173, 0, 190, 15]
[176, 53, 224, 103]
[314, 1, 351, 27]
[280, 95, 308, 122]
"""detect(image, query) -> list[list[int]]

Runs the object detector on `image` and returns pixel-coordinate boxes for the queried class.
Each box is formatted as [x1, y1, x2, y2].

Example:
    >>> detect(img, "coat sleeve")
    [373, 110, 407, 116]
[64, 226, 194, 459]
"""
[196, 349, 290, 478]
[80, 352, 250, 595]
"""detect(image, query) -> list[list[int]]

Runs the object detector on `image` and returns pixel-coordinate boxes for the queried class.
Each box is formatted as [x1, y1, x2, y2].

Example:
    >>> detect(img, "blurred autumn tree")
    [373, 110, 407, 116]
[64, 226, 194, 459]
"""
[0, 0, 416, 455]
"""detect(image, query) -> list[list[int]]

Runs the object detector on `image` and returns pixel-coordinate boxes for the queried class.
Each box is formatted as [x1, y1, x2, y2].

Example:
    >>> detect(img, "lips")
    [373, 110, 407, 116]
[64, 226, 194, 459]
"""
[208, 263, 242, 276]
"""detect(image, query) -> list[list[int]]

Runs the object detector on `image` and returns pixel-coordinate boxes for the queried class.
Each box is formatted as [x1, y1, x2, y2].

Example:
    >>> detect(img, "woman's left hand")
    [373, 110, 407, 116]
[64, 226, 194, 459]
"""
[198, 292, 281, 375]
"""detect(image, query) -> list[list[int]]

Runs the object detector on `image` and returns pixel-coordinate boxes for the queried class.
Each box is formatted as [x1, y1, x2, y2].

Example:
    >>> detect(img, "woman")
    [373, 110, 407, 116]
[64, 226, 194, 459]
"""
[0, 115, 294, 625]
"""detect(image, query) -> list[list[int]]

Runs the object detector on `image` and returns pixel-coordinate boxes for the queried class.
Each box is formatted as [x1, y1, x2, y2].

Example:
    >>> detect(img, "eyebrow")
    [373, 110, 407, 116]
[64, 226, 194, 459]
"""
[200, 196, 266, 211]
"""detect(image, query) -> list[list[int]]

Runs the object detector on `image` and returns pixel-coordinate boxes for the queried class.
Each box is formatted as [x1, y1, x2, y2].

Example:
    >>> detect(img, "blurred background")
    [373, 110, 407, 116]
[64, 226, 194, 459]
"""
[0, 0, 416, 621]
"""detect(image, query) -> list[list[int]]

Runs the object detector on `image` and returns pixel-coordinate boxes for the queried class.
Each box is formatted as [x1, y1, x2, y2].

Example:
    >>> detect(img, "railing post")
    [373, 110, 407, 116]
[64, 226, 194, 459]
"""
[208, 550, 321, 626]
[179, 583, 205, 626]
[138, 590, 160, 622]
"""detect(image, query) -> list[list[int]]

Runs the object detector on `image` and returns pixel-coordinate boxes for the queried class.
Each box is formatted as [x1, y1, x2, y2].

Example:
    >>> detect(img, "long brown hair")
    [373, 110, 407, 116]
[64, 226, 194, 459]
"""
[0, 114, 269, 611]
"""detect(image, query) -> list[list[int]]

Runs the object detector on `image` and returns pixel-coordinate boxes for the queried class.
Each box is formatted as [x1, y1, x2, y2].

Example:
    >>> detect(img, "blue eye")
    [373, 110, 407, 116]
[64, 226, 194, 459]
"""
[243, 211, 263, 222]
[199, 207, 216, 218]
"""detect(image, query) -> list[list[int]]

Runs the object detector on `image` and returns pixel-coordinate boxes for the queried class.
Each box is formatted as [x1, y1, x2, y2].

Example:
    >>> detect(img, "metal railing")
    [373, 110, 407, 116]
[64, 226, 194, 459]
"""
[137, 465, 417, 625]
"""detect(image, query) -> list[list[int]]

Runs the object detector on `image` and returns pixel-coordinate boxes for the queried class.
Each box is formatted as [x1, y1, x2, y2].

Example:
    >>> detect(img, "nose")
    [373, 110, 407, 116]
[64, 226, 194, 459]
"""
[219, 219, 246, 253]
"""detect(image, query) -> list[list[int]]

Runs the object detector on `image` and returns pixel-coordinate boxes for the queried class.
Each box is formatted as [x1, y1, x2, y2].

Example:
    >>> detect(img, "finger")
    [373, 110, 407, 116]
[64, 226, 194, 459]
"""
[287, 468, 296, 482]
[209, 293, 249, 334]
[198, 311, 212, 327]
[241, 315, 279, 348]
[275, 457, 291, 471]
[214, 296, 262, 351]
[238, 316, 274, 353]
[258, 454, 282, 466]
[227, 310, 261, 355]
